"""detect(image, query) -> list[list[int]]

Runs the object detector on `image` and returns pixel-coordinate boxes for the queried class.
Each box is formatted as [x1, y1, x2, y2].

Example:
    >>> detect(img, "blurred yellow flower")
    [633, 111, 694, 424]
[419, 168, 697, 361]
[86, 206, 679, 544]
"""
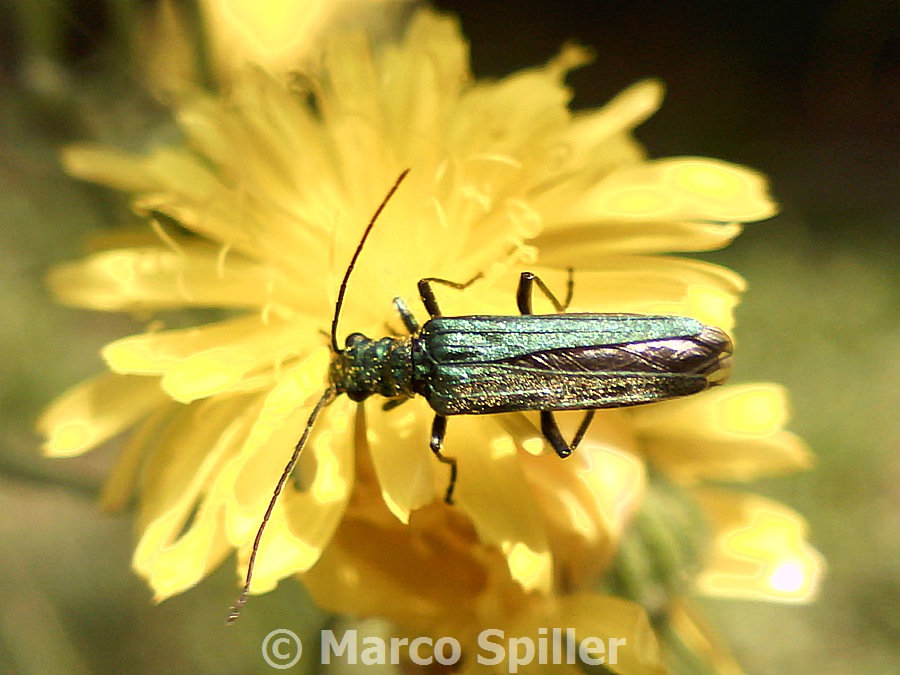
[202, 0, 406, 77]
[38, 5, 822, 672]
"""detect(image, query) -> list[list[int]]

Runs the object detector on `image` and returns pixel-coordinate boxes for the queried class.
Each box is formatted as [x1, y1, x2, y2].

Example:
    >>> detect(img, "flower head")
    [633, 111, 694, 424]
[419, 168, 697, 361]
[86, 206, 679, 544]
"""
[39, 6, 821, 671]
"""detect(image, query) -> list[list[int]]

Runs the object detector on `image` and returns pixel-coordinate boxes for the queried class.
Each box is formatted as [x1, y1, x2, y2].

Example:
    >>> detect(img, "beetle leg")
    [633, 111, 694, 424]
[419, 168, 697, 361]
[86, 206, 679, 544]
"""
[570, 409, 596, 448]
[517, 268, 574, 314]
[429, 415, 458, 504]
[392, 296, 420, 334]
[522, 269, 591, 458]
[382, 397, 409, 411]
[382, 322, 404, 337]
[541, 409, 596, 458]
[417, 272, 484, 318]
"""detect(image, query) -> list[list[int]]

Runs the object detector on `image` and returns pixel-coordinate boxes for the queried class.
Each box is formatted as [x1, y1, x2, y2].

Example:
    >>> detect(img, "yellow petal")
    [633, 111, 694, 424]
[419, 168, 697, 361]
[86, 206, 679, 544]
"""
[632, 384, 813, 482]
[554, 157, 777, 225]
[449, 43, 580, 163]
[535, 219, 743, 257]
[136, 395, 256, 534]
[528, 79, 661, 196]
[228, 399, 356, 593]
[103, 314, 316, 403]
[160, 354, 275, 403]
[37, 372, 168, 457]
[452, 416, 552, 594]
[269, 404, 355, 581]
[231, 501, 315, 594]
[137, 495, 231, 601]
[301, 503, 500, 628]
[427, 45, 588, 274]
[66, 140, 309, 264]
[47, 245, 300, 312]
[201, 0, 343, 75]
[381, 10, 469, 159]
[221, 350, 354, 588]
[493, 262, 742, 331]
[228, 347, 331, 518]
[320, 29, 400, 192]
[62, 143, 219, 198]
[563, 79, 664, 153]
[556, 594, 665, 675]
[175, 77, 334, 232]
[510, 408, 645, 585]
[100, 403, 178, 512]
[647, 429, 811, 484]
[693, 488, 824, 602]
[132, 394, 258, 599]
[633, 382, 791, 436]
[364, 398, 437, 523]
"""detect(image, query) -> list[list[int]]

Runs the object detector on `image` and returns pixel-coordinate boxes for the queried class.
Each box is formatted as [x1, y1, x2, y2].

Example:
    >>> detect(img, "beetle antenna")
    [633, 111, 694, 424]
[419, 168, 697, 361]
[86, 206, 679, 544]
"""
[226, 387, 336, 623]
[330, 169, 410, 352]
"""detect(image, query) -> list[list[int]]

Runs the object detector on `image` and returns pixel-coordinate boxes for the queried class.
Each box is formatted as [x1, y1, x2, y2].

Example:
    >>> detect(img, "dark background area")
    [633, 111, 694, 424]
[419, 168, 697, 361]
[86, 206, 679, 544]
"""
[1, 1, 896, 673]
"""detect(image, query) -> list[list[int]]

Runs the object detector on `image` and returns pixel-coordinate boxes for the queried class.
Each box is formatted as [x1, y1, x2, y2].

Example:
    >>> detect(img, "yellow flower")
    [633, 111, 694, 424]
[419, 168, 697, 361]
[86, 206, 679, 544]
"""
[201, 0, 401, 77]
[632, 384, 823, 602]
[38, 6, 821, 671]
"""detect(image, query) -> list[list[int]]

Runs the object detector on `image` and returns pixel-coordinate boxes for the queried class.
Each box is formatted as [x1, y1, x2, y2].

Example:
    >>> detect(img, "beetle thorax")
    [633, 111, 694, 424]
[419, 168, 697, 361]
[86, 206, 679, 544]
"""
[330, 333, 416, 402]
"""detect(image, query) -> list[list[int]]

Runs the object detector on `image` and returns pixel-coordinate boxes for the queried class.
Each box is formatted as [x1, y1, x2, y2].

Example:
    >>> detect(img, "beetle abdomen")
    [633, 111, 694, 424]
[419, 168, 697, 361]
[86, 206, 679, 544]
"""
[416, 315, 732, 416]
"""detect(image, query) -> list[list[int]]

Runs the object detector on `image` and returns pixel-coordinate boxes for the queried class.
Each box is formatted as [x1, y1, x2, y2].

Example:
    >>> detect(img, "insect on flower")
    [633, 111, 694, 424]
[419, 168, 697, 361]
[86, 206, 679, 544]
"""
[227, 169, 734, 621]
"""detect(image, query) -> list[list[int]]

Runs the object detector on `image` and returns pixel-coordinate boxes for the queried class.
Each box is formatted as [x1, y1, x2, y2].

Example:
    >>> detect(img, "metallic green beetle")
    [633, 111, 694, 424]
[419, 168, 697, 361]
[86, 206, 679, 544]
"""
[228, 170, 732, 621]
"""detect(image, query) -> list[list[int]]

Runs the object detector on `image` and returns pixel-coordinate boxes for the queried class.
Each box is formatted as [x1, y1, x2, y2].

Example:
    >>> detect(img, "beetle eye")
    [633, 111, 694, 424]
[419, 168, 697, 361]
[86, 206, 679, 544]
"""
[345, 332, 366, 347]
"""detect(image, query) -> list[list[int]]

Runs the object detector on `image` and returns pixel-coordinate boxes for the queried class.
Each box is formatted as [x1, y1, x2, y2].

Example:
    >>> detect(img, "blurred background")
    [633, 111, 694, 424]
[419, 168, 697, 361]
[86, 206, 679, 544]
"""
[0, 1, 896, 673]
